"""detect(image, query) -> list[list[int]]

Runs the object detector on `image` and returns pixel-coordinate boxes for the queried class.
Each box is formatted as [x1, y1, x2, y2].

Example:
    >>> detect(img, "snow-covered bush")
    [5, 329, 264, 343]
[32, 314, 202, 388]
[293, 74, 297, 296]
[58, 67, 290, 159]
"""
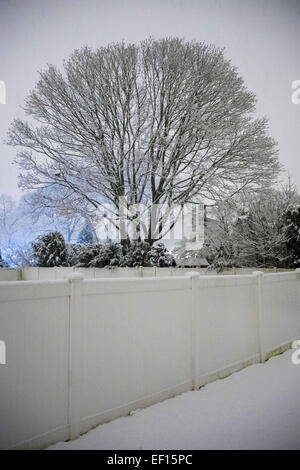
[284, 205, 300, 268]
[32, 231, 68, 267]
[201, 185, 300, 270]
[29, 235, 178, 269]
[119, 241, 151, 267]
[75, 241, 122, 268]
[206, 244, 235, 272]
[66, 243, 85, 266]
[148, 243, 175, 267]
[74, 240, 174, 268]
[76, 243, 102, 267]
[89, 242, 123, 268]
[0, 249, 7, 268]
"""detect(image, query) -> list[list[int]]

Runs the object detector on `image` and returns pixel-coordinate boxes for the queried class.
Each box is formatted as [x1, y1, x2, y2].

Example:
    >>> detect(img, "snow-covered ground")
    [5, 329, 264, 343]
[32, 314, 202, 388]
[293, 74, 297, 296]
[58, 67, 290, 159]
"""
[48, 350, 300, 450]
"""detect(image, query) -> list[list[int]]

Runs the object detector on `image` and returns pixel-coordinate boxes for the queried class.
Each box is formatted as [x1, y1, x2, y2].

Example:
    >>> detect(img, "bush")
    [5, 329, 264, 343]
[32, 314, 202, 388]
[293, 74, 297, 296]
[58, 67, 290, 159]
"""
[38, 237, 175, 269]
[0, 249, 7, 268]
[32, 231, 68, 267]
[76, 241, 122, 268]
[76, 243, 102, 267]
[74, 240, 175, 268]
[90, 242, 123, 268]
[67, 243, 85, 266]
[119, 241, 151, 267]
[284, 205, 300, 268]
[148, 243, 175, 267]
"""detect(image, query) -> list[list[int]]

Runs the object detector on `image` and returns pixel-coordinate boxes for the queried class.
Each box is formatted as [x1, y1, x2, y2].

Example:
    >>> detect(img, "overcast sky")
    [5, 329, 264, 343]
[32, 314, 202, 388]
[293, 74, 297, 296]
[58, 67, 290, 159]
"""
[0, 0, 299, 198]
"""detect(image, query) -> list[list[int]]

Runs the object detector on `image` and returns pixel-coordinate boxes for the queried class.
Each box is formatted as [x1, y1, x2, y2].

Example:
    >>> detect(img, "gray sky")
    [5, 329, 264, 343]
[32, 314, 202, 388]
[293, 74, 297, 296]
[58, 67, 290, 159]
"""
[0, 0, 299, 198]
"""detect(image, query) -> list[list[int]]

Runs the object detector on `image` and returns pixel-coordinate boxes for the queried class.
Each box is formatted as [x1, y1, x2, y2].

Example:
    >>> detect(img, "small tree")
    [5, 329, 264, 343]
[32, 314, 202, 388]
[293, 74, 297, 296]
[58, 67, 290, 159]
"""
[232, 189, 298, 268]
[204, 184, 299, 270]
[77, 222, 95, 244]
[32, 232, 68, 267]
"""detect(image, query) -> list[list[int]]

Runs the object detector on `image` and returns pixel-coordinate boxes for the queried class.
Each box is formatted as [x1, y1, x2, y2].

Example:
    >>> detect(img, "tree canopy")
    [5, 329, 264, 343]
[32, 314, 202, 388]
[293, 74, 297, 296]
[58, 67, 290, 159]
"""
[8, 37, 279, 243]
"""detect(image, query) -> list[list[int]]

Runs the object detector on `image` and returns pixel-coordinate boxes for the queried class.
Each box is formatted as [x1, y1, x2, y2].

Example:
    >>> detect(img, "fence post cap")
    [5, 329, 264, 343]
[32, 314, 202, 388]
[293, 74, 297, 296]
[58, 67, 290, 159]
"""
[185, 271, 200, 278]
[67, 273, 84, 282]
[252, 271, 264, 277]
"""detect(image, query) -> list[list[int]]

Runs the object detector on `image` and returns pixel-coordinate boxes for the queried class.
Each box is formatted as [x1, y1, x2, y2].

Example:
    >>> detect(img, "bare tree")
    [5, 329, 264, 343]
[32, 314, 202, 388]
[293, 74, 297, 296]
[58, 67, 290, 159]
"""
[22, 188, 88, 242]
[0, 194, 28, 265]
[232, 184, 299, 268]
[0, 195, 20, 251]
[204, 181, 300, 269]
[8, 37, 279, 243]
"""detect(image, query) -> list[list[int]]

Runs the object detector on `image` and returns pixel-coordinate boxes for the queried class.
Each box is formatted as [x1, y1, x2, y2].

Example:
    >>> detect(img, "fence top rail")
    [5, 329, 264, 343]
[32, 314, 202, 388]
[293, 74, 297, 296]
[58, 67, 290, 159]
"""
[195, 274, 257, 289]
[261, 271, 299, 281]
[0, 267, 21, 271]
[0, 279, 69, 302]
[0, 279, 69, 287]
[1, 269, 298, 281]
[82, 276, 191, 296]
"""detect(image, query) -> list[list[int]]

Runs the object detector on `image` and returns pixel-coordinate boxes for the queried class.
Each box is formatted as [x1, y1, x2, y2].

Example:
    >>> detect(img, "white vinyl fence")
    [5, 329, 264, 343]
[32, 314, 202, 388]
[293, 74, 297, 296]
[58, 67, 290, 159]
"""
[0, 268, 21, 282]
[21, 266, 206, 280]
[0, 266, 287, 282]
[0, 270, 299, 449]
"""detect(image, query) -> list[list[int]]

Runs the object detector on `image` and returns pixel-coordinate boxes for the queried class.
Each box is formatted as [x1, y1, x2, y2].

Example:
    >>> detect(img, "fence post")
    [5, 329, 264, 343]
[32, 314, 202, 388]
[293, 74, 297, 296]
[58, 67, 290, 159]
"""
[253, 271, 265, 363]
[185, 271, 200, 390]
[67, 273, 84, 441]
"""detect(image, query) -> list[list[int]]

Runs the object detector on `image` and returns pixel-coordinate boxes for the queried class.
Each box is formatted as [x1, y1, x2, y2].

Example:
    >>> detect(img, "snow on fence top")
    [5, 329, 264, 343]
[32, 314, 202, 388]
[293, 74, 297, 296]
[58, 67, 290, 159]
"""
[0, 266, 292, 282]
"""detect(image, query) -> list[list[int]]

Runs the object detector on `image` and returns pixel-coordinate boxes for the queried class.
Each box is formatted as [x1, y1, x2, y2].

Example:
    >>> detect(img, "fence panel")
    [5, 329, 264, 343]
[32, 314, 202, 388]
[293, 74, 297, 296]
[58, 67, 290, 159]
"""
[78, 277, 192, 434]
[94, 267, 140, 278]
[0, 269, 20, 281]
[261, 273, 300, 356]
[21, 267, 39, 280]
[194, 275, 260, 387]
[0, 281, 70, 449]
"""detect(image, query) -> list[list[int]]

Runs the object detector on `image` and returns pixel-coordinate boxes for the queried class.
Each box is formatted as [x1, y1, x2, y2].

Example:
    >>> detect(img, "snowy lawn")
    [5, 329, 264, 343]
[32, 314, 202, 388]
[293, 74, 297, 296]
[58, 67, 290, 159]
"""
[48, 350, 300, 450]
